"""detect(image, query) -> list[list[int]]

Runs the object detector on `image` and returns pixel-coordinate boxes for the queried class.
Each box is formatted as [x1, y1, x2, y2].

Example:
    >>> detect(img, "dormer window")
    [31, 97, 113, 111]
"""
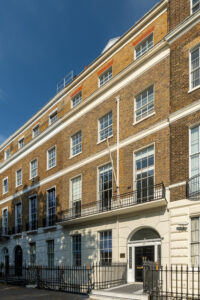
[135, 33, 153, 60]
[71, 92, 82, 108]
[4, 148, 10, 160]
[192, 0, 200, 14]
[18, 138, 24, 150]
[99, 67, 112, 87]
[49, 110, 58, 126]
[32, 124, 40, 138]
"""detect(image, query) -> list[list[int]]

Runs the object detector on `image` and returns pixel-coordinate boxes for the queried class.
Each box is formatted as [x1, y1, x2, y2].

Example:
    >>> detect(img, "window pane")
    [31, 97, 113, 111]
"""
[71, 131, 82, 156]
[135, 86, 154, 122]
[99, 112, 113, 141]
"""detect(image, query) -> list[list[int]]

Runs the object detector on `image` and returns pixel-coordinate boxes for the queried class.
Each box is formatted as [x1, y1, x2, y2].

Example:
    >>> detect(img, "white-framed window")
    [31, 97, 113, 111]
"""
[99, 230, 112, 265]
[72, 234, 81, 266]
[18, 138, 24, 150]
[135, 145, 154, 202]
[29, 195, 37, 230]
[99, 163, 112, 210]
[30, 242, 36, 265]
[99, 67, 112, 87]
[49, 110, 58, 125]
[15, 202, 22, 232]
[2, 208, 8, 235]
[135, 85, 154, 122]
[47, 146, 56, 169]
[71, 131, 82, 157]
[47, 240, 54, 267]
[190, 126, 200, 178]
[98, 111, 113, 142]
[191, 217, 200, 267]
[3, 177, 8, 194]
[32, 124, 40, 138]
[47, 188, 56, 226]
[4, 148, 10, 160]
[135, 33, 153, 60]
[16, 169, 22, 187]
[71, 92, 82, 108]
[190, 125, 200, 195]
[71, 176, 82, 217]
[30, 159, 38, 179]
[190, 45, 200, 90]
[191, 0, 200, 13]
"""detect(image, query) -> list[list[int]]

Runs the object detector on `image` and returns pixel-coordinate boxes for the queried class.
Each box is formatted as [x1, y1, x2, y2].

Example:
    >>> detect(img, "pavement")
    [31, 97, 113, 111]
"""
[0, 283, 89, 299]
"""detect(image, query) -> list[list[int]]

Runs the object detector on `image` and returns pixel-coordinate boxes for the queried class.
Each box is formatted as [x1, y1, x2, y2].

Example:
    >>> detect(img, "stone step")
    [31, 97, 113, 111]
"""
[90, 289, 149, 300]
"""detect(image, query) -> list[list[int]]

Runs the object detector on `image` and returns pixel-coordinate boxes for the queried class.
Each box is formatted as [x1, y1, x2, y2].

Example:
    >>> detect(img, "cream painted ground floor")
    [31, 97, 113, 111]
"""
[0, 199, 199, 283]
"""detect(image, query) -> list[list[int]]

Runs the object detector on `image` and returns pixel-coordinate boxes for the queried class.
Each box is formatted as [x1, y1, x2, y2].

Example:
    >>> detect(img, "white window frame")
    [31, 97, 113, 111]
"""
[29, 195, 37, 230]
[30, 242, 36, 265]
[18, 137, 24, 150]
[71, 91, 82, 108]
[72, 234, 82, 266]
[49, 109, 58, 126]
[47, 240, 54, 267]
[71, 131, 82, 157]
[134, 144, 155, 201]
[47, 146, 56, 170]
[4, 148, 10, 160]
[99, 230, 112, 265]
[70, 175, 82, 217]
[15, 202, 22, 229]
[99, 67, 112, 87]
[30, 158, 38, 179]
[134, 33, 153, 60]
[2, 177, 8, 194]
[32, 124, 40, 138]
[2, 207, 8, 235]
[134, 85, 154, 124]
[189, 45, 200, 92]
[98, 163, 113, 210]
[98, 111, 113, 143]
[191, 0, 200, 14]
[16, 168, 22, 187]
[46, 187, 56, 226]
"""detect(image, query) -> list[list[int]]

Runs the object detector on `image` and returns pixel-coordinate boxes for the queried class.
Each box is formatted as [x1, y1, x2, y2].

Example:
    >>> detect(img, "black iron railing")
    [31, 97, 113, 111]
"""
[26, 220, 38, 231]
[59, 183, 165, 223]
[0, 227, 11, 236]
[42, 215, 57, 228]
[0, 263, 127, 294]
[187, 173, 200, 199]
[12, 225, 22, 234]
[143, 262, 200, 299]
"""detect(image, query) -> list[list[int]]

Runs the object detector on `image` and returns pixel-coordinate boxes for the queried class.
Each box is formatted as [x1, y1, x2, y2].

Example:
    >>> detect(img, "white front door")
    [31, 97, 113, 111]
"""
[128, 240, 161, 283]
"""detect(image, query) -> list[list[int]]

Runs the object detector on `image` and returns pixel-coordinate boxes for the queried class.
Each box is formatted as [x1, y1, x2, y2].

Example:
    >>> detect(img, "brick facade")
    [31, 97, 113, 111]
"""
[0, 0, 200, 282]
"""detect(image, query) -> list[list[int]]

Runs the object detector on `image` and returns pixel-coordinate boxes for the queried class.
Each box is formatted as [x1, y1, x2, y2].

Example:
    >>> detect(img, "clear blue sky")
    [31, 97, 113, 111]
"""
[0, 0, 159, 144]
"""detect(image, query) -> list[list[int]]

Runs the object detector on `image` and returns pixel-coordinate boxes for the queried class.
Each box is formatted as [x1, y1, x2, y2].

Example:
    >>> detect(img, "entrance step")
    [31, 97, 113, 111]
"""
[90, 287, 149, 300]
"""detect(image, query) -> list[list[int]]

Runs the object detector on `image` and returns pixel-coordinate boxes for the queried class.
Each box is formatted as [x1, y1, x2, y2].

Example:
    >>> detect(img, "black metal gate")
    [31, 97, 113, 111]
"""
[144, 262, 200, 299]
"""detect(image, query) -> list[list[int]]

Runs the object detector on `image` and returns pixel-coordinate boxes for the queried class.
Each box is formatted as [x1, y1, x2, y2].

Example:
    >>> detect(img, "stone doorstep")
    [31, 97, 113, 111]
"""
[90, 289, 149, 300]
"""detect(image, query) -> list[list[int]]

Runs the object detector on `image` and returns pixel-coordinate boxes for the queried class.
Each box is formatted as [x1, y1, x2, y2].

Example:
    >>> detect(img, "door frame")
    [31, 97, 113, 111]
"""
[128, 239, 161, 282]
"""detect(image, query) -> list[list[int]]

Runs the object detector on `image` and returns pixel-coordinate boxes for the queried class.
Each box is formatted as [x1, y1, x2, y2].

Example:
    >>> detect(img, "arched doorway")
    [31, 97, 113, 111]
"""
[14, 246, 23, 276]
[128, 227, 161, 282]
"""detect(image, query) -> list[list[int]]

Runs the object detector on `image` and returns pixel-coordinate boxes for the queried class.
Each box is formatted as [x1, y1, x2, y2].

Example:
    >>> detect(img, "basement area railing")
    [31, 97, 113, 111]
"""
[0, 263, 127, 294]
[59, 183, 165, 223]
[143, 262, 200, 299]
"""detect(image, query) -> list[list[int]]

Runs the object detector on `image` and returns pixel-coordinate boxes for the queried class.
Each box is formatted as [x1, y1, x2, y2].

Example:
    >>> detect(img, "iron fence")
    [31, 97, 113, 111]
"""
[59, 183, 165, 223]
[187, 173, 200, 199]
[0, 262, 127, 294]
[144, 262, 200, 299]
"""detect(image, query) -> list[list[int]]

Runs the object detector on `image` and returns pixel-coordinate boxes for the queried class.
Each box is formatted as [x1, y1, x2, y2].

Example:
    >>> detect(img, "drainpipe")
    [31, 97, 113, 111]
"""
[116, 95, 120, 262]
[116, 95, 120, 196]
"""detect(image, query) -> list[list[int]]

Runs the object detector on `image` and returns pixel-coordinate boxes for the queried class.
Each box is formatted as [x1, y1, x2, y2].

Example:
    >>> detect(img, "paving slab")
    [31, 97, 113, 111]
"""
[0, 283, 89, 300]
